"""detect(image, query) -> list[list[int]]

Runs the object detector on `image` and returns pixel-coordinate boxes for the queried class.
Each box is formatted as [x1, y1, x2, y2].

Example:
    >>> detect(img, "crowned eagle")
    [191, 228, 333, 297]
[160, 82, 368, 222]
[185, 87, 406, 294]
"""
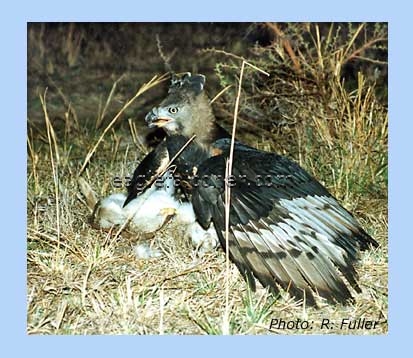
[123, 73, 378, 306]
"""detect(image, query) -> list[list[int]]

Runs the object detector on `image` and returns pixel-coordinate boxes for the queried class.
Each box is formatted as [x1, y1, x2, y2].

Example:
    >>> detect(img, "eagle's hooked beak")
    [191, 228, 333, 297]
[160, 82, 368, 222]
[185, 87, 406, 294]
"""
[145, 108, 173, 129]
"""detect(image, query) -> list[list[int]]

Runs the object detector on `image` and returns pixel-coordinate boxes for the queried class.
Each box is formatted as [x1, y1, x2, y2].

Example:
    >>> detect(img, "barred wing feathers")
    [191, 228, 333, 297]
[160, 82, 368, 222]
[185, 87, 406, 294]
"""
[192, 140, 378, 305]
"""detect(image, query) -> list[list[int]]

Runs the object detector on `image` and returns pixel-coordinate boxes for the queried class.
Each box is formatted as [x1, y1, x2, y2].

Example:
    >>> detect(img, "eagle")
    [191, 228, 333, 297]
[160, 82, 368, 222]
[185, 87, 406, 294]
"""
[123, 72, 378, 306]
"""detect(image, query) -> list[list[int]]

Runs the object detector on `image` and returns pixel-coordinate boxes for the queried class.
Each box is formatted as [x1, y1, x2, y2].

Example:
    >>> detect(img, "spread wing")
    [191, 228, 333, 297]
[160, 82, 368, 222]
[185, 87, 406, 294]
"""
[191, 142, 378, 305]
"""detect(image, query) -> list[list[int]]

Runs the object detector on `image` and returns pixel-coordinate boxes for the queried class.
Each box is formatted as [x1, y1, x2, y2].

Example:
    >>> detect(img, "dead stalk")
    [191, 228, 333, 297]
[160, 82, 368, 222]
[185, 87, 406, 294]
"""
[79, 73, 169, 175]
[39, 90, 61, 253]
[265, 22, 301, 74]
[210, 85, 233, 104]
[223, 60, 269, 334]
[96, 74, 125, 129]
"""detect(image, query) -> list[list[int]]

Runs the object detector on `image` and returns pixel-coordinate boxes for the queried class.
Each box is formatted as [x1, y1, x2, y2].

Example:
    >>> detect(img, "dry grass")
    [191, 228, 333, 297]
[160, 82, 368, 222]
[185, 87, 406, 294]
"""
[27, 22, 387, 335]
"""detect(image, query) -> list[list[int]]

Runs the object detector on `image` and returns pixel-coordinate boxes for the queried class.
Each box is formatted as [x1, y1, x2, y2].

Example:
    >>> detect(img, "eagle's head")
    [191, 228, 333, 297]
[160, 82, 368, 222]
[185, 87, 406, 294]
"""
[145, 73, 214, 138]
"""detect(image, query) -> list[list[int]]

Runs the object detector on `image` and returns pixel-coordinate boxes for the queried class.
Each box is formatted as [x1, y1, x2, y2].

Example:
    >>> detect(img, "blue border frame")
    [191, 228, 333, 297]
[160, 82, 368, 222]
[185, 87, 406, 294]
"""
[2, 0, 408, 356]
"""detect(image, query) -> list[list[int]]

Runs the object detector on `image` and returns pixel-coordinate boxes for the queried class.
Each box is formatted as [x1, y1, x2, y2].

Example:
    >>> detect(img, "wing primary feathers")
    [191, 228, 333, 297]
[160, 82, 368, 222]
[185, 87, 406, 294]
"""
[259, 216, 353, 304]
[237, 222, 319, 305]
[191, 145, 378, 305]
[275, 204, 362, 296]
[267, 217, 355, 302]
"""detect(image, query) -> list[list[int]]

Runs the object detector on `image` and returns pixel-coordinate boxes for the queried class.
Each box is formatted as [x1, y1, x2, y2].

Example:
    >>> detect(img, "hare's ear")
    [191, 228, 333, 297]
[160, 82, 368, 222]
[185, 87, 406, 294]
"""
[189, 74, 206, 95]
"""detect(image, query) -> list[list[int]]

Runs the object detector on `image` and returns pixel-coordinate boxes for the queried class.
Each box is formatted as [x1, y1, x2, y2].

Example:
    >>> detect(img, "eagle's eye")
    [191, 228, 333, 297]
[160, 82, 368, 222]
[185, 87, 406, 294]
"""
[168, 107, 179, 114]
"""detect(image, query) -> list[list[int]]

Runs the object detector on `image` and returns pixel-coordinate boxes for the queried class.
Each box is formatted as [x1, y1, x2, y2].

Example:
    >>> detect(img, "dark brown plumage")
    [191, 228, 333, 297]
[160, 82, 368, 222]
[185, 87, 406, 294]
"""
[125, 72, 378, 306]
